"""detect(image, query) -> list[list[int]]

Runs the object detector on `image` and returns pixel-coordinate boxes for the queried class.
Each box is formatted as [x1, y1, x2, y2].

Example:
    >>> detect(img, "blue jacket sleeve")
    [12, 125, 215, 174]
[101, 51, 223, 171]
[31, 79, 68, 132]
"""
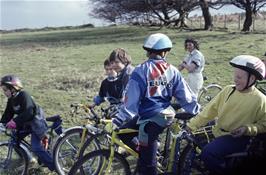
[113, 72, 144, 126]
[173, 73, 200, 115]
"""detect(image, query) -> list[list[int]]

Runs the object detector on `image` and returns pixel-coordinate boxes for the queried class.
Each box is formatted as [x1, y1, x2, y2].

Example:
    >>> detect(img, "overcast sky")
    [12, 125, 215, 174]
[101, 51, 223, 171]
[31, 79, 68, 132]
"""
[1, 0, 106, 30]
[1, 0, 264, 30]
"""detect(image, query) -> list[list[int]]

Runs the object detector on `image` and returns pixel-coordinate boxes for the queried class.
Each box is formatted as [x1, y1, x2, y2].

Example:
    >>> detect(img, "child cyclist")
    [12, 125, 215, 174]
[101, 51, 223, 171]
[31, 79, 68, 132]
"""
[110, 33, 200, 175]
[0, 75, 55, 171]
[108, 48, 135, 98]
[92, 59, 121, 106]
[188, 55, 266, 175]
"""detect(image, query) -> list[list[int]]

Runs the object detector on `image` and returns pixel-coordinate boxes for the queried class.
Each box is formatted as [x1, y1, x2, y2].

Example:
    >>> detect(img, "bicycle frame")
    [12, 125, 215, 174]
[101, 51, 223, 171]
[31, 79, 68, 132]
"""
[0, 115, 62, 172]
[67, 103, 113, 158]
[76, 119, 112, 157]
[98, 128, 138, 175]
[97, 119, 190, 174]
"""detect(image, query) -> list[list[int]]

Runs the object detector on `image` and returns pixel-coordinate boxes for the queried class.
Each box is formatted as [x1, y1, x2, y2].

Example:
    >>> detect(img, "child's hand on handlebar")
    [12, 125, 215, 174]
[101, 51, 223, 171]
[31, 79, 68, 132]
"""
[231, 126, 247, 137]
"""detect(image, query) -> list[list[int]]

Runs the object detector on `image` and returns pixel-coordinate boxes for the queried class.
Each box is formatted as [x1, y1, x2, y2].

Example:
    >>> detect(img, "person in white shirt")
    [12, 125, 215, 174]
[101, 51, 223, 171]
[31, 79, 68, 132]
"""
[178, 38, 205, 97]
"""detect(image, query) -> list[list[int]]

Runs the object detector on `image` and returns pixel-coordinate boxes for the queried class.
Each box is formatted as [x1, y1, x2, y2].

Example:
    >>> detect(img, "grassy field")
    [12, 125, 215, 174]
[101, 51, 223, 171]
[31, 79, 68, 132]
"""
[1, 25, 266, 125]
[0, 25, 266, 174]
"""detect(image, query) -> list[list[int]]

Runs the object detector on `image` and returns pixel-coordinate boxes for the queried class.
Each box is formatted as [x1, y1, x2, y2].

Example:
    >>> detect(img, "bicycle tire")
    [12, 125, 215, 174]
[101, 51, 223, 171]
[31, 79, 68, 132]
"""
[69, 149, 131, 175]
[0, 142, 29, 175]
[53, 127, 100, 175]
[78, 132, 110, 158]
[198, 84, 222, 108]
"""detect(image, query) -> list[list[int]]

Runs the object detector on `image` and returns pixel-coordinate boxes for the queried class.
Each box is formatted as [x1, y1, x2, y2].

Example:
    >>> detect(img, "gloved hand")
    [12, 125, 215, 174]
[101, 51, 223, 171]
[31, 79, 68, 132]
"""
[112, 117, 123, 129]
[6, 119, 16, 129]
[93, 96, 104, 106]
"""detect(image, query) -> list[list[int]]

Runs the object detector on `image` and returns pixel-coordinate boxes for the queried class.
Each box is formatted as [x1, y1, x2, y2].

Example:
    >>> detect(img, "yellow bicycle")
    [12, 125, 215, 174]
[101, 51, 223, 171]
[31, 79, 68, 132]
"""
[68, 111, 214, 175]
[53, 101, 117, 175]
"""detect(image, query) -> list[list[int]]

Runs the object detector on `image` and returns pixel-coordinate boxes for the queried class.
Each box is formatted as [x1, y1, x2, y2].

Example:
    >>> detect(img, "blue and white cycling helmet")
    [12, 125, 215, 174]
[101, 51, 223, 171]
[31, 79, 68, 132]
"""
[230, 55, 265, 80]
[143, 33, 172, 52]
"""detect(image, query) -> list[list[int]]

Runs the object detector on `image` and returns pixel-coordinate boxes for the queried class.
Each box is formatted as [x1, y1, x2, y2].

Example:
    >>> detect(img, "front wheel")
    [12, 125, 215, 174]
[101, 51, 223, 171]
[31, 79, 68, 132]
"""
[53, 127, 100, 175]
[69, 149, 131, 175]
[198, 84, 222, 108]
[0, 142, 29, 175]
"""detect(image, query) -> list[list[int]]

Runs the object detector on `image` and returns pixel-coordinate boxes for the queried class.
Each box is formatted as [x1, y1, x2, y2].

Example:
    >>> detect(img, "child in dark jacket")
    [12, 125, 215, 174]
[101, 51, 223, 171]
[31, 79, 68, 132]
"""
[0, 75, 55, 171]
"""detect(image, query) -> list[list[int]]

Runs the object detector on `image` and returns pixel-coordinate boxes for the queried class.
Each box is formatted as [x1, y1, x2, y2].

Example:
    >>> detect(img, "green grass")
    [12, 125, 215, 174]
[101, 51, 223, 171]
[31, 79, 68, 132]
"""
[1, 25, 266, 126]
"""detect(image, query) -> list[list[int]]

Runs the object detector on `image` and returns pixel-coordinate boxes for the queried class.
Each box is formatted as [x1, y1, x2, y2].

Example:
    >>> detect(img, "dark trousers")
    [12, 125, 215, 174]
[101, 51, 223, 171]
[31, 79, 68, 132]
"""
[17, 131, 55, 171]
[201, 135, 250, 175]
[31, 133, 55, 171]
[119, 117, 164, 175]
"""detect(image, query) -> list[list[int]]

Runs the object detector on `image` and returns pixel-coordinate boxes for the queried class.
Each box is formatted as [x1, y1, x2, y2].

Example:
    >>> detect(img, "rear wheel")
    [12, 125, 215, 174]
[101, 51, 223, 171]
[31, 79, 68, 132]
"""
[0, 142, 28, 175]
[69, 149, 131, 175]
[198, 84, 222, 108]
[178, 144, 207, 175]
[53, 127, 100, 175]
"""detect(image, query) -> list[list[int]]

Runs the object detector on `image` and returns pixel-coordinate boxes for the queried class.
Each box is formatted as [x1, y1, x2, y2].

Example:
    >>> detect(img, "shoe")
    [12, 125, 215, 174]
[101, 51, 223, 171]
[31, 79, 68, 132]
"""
[28, 158, 40, 170]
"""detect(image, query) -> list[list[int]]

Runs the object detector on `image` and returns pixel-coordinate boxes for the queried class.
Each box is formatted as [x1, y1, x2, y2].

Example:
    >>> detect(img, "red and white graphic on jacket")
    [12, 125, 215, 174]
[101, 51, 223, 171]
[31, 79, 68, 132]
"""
[148, 61, 170, 96]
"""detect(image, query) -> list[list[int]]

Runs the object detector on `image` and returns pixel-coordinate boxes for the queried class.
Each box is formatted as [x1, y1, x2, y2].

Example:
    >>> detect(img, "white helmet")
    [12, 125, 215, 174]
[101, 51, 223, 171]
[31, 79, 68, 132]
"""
[230, 55, 265, 80]
[143, 33, 172, 52]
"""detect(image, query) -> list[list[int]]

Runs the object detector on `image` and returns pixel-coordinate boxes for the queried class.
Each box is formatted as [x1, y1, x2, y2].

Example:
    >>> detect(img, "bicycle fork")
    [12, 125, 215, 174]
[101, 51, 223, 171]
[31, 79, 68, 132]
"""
[98, 131, 116, 175]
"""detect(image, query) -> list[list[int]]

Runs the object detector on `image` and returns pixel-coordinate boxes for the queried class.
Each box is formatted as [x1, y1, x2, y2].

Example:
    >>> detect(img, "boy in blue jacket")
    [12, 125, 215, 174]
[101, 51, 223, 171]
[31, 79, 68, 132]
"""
[110, 33, 200, 175]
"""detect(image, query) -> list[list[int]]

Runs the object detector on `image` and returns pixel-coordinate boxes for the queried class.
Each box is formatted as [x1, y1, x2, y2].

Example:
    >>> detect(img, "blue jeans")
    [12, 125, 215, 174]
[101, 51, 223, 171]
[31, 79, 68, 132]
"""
[31, 133, 55, 171]
[201, 135, 250, 175]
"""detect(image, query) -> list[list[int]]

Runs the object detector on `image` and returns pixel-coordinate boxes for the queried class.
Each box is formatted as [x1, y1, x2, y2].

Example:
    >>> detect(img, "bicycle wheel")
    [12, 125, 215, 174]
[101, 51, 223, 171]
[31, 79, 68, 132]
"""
[198, 84, 222, 108]
[53, 127, 100, 175]
[178, 144, 207, 175]
[0, 142, 29, 175]
[79, 132, 110, 158]
[69, 149, 131, 175]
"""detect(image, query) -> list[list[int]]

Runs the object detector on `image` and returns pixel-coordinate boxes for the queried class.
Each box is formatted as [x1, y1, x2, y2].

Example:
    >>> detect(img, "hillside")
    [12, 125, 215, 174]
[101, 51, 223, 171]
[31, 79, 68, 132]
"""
[1, 25, 266, 125]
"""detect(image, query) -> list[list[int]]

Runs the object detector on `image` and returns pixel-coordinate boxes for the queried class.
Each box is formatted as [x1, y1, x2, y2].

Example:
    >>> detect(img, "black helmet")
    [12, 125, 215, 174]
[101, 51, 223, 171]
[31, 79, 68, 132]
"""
[0, 75, 23, 90]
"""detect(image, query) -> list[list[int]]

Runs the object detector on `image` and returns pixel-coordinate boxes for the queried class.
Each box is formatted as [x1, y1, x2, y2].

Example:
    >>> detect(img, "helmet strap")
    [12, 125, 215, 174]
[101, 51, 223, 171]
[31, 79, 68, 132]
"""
[244, 73, 256, 90]
[10, 88, 19, 97]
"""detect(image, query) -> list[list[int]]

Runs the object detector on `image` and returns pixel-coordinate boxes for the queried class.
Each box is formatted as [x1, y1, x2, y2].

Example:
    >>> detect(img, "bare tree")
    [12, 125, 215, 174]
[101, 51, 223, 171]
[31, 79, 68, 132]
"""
[221, 0, 266, 31]
[90, 0, 149, 23]
[200, 0, 213, 30]
[89, 0, 216, 30]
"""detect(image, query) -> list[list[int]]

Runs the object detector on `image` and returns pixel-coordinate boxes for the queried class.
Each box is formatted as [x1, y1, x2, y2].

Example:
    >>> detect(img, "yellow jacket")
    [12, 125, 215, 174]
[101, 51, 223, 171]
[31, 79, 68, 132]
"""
[188, 85, 266, 137]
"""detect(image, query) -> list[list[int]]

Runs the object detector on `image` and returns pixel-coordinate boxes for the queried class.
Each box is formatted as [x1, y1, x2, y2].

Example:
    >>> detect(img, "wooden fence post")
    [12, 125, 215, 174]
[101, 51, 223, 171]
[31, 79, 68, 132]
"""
[238, 14, 241, 30]
[224, 15, 227, 28]
[253, 17, 255, 31]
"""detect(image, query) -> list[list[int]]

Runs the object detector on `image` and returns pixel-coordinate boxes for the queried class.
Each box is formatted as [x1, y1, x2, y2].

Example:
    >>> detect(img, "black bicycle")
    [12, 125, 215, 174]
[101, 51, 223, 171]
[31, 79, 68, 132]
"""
[0, 115, 63, 175]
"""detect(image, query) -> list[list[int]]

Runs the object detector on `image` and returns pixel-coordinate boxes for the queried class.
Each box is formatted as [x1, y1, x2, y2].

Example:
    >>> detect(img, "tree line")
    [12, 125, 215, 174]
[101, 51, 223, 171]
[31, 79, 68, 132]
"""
[89, 0, 266, 32]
